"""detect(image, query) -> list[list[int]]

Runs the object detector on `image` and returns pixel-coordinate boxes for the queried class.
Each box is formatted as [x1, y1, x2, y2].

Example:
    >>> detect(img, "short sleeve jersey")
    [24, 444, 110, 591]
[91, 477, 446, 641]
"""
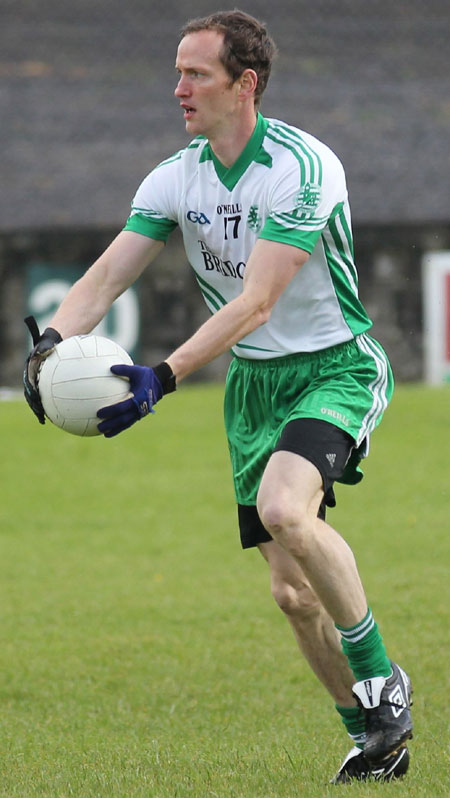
[124, 114, 372, 359]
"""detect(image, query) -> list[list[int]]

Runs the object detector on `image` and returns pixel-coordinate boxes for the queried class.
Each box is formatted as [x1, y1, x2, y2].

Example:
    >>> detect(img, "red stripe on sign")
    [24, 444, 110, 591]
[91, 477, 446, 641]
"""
[446, 274, 450, 361]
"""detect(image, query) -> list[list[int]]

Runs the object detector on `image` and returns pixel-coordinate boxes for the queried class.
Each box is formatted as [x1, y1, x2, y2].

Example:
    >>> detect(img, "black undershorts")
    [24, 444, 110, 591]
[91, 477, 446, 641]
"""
[238, 417, 355, 549]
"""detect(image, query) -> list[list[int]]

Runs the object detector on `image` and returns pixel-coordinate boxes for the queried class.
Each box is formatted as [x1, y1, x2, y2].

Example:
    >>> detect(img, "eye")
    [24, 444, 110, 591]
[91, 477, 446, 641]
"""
[175, 68, 202, 79]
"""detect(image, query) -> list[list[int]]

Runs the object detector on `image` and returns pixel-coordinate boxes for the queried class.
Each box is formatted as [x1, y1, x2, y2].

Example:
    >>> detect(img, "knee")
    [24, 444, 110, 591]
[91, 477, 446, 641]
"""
[257, 497, 314, 558]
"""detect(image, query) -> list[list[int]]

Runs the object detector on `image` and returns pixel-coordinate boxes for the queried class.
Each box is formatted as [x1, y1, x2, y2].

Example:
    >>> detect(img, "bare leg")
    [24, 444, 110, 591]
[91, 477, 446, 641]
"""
[259, 539, 356, 706]
[257, 451, 368, 628]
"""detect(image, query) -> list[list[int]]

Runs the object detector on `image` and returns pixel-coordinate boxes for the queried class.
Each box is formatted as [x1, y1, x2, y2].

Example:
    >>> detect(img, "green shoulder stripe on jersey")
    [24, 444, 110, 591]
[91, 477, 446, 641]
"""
[123, 212, 177, 241]
[259, 218, 321, 253]
[266, 121, 323, 186]
[265, 130, 305, 185]
[267, 123, 320, 184]
[154, 138, 203, 171]
[288, 124, 323, 185]
[199, 113, 271, 190]
[189, 136, 206, 146]
[154, 150, 184, 170]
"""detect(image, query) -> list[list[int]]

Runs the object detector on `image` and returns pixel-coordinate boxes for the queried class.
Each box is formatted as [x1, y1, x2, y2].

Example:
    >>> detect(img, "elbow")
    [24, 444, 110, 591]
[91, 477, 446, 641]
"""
[255, 304, 272, 327]
[248, 300, 272, 330]
[238, 291, 274, 333]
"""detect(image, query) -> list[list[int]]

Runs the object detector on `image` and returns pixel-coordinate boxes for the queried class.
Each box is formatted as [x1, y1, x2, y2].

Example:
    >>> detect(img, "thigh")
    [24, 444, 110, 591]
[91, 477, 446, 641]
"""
[275, 417, 354, 498]
[224, 353, 322, 507]
[237, 495, 329, 549]
[257, 449, 325, 521]
[224, 338, 392, 508]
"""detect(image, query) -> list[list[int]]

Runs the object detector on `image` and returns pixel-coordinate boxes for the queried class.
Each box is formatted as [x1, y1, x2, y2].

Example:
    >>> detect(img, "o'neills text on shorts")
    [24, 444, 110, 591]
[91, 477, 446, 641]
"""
[320, 407, 350, 427]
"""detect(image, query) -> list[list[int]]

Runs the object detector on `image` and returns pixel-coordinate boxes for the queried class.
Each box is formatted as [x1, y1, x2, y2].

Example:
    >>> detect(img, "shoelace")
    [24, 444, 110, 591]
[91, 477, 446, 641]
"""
[377, 697, 412, 710]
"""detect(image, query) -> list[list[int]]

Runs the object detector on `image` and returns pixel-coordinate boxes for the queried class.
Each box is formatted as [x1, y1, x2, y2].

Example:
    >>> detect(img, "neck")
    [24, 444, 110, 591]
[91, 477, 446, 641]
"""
[209, 107, 258, 168]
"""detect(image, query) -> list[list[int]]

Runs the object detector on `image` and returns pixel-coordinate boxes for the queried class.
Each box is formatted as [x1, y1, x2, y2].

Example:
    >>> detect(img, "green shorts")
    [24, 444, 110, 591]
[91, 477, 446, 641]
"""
[224, 334, 394, 506]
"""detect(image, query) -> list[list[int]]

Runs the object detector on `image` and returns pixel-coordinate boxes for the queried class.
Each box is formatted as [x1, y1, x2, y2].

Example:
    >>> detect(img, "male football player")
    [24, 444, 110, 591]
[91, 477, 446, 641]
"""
[24, 10, 413, 783]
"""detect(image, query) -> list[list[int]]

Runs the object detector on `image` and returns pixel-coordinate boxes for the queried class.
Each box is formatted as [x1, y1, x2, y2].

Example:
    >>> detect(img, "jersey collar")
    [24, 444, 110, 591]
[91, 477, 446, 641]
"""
[199, 113, 272, 191]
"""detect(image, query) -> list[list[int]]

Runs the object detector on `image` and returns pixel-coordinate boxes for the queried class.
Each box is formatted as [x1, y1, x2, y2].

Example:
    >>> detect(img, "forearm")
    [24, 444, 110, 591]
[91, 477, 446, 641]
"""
[48, 231, 164, 339]
[166, 293, 269, 381]
[50, 270, 113, 338]
[165, 240, 309, 382]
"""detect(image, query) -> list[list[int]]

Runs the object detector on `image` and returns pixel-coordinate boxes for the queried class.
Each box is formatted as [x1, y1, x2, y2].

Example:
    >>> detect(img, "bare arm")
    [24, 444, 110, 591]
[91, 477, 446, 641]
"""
[49, 231, 164, 338]
[94, 238, 309, 438]
[166, 239, 309, 381]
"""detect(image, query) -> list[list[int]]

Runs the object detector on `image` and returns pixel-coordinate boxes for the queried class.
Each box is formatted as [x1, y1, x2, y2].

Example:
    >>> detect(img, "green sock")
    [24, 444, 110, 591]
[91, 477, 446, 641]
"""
[336, 608, 392, 682]
[336, 704, 366, 749]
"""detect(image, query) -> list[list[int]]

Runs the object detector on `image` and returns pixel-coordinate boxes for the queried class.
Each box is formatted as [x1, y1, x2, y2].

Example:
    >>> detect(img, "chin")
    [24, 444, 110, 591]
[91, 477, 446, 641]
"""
[185, 119, 203, 136]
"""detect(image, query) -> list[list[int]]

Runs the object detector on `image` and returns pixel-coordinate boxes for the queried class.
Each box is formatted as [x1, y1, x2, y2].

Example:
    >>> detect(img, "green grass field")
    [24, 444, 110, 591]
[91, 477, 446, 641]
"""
[0, 384, 449, 797]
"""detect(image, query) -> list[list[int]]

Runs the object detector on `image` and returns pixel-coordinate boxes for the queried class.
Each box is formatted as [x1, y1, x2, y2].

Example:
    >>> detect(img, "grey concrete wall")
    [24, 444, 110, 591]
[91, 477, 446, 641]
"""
[3, 0, 449, 230]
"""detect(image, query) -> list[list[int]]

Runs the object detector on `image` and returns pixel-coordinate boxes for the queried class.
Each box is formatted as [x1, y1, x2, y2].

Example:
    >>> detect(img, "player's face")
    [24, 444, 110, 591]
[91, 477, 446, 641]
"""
[174, 30, 241, 139]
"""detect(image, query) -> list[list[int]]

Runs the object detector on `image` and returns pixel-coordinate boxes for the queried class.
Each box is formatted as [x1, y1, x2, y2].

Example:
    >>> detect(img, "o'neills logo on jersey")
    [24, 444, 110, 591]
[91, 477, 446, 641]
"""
[198, 240, 245, 279]
[216, 203, 242, 215]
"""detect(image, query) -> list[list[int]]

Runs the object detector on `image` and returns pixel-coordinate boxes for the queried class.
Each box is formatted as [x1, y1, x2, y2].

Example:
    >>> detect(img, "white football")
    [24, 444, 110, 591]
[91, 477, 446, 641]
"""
[37, 335, 133, 436]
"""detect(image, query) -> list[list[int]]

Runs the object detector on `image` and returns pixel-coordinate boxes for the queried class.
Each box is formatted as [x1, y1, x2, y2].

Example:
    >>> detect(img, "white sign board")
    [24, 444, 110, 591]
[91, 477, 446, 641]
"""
[422, 250, 450, 384]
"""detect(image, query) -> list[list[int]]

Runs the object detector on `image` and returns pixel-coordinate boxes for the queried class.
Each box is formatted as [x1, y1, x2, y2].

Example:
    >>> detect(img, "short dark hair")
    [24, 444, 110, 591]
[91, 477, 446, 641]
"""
[180, 10, 277, 108]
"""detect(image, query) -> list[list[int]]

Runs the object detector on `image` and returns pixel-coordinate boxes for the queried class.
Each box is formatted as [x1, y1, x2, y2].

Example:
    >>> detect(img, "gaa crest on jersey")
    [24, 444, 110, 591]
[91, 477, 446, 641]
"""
[246, 204, 263, 233]
[294, 182, 322, 214]
[186, 210, 211, 225]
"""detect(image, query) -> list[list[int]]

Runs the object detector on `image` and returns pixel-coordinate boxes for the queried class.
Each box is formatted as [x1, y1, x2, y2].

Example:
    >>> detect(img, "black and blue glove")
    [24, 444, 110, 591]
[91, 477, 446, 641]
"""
[23, 315, 63, 424]
[97, 362, 176, 438]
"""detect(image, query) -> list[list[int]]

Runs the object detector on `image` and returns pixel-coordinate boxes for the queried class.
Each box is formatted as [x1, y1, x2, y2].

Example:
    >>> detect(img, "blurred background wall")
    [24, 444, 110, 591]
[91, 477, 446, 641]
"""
[2, 0, 450, 385]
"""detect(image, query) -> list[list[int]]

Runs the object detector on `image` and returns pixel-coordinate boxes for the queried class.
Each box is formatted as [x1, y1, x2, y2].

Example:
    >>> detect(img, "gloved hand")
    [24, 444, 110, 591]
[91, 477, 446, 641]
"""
[97, 362, 176, 438]
[23, 316, 63, 423]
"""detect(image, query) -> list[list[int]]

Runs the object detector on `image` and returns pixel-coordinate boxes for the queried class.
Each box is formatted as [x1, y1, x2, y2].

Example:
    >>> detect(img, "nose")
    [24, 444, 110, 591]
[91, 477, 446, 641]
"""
[174, 74, 190, 98]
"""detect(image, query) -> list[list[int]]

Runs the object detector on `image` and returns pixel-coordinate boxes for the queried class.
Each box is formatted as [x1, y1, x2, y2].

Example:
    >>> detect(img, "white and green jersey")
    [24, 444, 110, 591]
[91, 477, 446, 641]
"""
[124, 114, 372, 359]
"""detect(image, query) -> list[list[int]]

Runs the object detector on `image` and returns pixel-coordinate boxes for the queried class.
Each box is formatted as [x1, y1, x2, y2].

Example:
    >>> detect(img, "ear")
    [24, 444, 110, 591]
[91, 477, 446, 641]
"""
[238, 69, 258, 101]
